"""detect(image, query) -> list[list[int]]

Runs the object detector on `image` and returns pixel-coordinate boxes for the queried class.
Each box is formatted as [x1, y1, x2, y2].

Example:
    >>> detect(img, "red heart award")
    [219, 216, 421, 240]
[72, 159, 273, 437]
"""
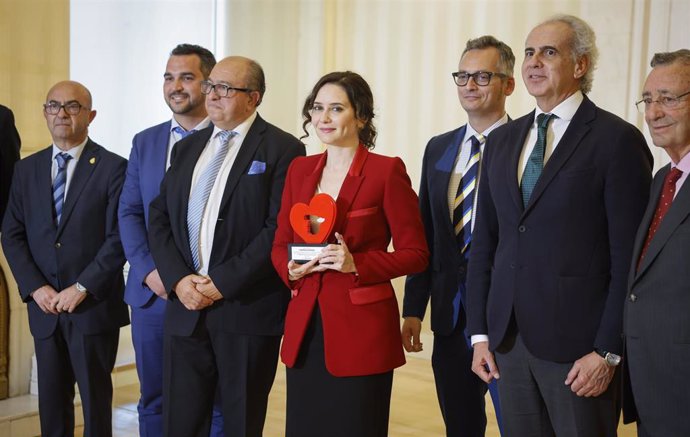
[288, 193, 337, 264]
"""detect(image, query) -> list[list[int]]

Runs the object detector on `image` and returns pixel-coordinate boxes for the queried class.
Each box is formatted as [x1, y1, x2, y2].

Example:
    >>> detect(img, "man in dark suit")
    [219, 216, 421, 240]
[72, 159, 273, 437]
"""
[118, 43, 224, 437]
[148, 56, 305, 437]
[623, 49, 690, 437]
[403, 35, 514, 437]
[0, 104, 21, 222]
[1, 81, 128, 437]
[466, 15, 653, 437]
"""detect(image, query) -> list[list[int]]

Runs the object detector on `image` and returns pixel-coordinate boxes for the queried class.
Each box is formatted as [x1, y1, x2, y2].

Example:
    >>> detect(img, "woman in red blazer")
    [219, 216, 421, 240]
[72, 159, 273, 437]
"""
[271, 71, 429, 437]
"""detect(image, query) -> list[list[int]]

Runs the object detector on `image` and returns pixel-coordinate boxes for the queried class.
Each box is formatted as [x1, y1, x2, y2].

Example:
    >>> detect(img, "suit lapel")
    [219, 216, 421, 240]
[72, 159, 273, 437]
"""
[218, 115, 265, 212]
[37, 148, 57, 230]
[57, 140, 99, 236]
[522, 97, 594, 216]
[636, 165, 690, 277]
[298, 153, 327, 204]
[433, 126, 465, 236]
[333, 146, 367, 240]
[154, 121, 172, 174]
[508, 114, 533, 211]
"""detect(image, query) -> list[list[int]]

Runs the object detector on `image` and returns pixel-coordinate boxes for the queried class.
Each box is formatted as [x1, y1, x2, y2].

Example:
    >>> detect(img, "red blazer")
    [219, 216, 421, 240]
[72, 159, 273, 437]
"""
[272, 146, 429, 377]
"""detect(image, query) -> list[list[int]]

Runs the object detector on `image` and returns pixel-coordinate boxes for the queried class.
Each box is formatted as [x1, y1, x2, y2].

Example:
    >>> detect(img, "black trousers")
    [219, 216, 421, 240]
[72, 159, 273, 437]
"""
[494, 332, 620, 437]
[34, 315, 119, 437]
[162, 313, 280, 437]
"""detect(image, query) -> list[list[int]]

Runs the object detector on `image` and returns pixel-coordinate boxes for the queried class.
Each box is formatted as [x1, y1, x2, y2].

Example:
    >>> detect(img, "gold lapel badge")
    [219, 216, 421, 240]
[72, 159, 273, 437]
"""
[89, 157, 96, 165]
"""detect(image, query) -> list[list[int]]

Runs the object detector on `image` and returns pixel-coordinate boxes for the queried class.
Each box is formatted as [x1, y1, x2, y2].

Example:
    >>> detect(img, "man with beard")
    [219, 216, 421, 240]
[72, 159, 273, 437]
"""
[118, 43, 223, 437]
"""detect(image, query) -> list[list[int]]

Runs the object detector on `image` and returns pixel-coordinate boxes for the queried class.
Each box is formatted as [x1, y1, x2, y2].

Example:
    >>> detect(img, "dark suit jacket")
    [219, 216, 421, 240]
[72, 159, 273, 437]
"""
[119, 120, 171, 308]
[622, 164, 690, 434]
[148, 114, 305, 337]
[466, 96, 652, 362]
[1, 139, 129, 339]
[0, 104, 21, 222]
[271, 146, 429, 376]
[403, 125, 468, 335]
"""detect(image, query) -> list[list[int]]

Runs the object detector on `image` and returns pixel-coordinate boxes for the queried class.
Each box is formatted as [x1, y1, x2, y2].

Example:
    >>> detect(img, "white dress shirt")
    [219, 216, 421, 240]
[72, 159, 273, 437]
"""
[191, 111, 257, 275]
[51, 138, 88, 196]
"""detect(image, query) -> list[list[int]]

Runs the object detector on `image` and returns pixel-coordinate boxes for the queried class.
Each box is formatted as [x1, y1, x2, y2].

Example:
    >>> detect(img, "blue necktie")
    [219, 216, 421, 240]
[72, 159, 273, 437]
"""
[186, 130, 236, 271]
[521, 113, 556, 207]
[172, 126, 197, 139]
[53, 152, 72, 225]
[453, 134, 483, 255]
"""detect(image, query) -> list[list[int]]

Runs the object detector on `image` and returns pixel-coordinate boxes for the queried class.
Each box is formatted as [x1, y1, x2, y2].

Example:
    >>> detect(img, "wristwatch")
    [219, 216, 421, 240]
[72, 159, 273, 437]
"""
[595, 348, 621, 367]
[75, 282, 88, 294]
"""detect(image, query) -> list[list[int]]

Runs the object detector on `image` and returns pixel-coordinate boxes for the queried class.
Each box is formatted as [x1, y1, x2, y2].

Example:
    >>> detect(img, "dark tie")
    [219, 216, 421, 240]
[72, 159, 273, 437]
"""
[53, 152, 72, 225]
[172, 126, 197, 139]
[521, 113, 556, 207]
[453, 134, 484, 256]
[637, 167, 683, 269]
[186, 130, 236, 271]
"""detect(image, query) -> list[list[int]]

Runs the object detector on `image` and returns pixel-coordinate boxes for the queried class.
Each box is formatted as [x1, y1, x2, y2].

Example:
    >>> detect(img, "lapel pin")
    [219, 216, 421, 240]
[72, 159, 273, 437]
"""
[89, 157, 96, 165]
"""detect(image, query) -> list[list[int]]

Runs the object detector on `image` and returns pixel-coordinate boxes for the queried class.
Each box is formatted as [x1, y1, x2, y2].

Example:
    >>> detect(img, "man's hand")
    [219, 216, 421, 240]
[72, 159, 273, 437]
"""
[194, 276, 223, 301]
[401, 317, 423, 353]
[565, 351, 615, 397]
[471, 341, 500, 383]
[145, 269, 167, 300]
[50, 284, 88, 313]
[174, 274, 214, 310]
[32, 285, 59, 314]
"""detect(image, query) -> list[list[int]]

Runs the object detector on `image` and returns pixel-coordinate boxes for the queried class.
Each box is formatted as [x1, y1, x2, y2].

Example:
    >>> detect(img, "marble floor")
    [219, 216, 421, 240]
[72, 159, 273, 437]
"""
[76, 356, 638, 437]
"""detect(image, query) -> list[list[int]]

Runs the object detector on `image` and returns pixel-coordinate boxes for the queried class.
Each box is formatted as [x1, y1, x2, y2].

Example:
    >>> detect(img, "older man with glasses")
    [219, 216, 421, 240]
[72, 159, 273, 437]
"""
[623, 48, 690, 437]
[403, 35, 514, 437]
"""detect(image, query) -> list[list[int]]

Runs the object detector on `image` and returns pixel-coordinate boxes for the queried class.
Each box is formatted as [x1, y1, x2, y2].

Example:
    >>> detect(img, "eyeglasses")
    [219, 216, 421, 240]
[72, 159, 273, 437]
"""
[43, 101, 86, 115]
[452, 71, 507, 87]
[201, 80, 253, 97]
[635, 90, 690, 113]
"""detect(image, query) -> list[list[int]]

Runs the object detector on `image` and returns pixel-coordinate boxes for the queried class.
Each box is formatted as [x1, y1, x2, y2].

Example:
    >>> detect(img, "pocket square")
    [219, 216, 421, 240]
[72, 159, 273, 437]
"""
[248, 160, 266, 175]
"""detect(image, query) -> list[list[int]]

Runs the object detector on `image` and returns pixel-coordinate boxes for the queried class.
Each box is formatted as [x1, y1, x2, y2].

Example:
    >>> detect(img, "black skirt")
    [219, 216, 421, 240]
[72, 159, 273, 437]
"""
[286, 306, 394, 437]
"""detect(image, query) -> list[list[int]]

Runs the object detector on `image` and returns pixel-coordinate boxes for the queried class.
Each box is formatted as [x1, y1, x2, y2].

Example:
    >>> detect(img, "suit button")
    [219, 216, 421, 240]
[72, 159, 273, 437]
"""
[629, 294, 637, 302]
[55, 242, 61, 248]
[510, 263, 515, 269]
[518, 225, 526, 232]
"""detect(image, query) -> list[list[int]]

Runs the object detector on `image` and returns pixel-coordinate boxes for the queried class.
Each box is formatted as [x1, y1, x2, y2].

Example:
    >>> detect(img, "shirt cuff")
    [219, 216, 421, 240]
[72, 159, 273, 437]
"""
[471, 334, 489, 346]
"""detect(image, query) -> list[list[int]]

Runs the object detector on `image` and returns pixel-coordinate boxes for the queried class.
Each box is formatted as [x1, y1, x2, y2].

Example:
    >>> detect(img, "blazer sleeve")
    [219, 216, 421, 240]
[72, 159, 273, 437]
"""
[466, 137, 500, 337]
[270, 158, 303, 289]
[595, 126, 652, 354]
[118, 133, 156, 287]
[1, 166, 50, 301]
[209, 139, 305, 300]
[403, 141, 434, 319]
[77, 157, 128, 300]
[352, 157, 429, 284]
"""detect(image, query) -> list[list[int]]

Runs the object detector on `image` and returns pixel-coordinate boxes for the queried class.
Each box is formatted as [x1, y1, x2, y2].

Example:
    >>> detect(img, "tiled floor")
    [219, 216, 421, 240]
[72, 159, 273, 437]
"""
[76, 357, 638, 437]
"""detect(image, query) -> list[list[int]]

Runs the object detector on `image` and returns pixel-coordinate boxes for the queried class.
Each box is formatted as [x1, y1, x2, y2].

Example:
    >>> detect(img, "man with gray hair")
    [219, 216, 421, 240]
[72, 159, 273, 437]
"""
[403, 35, 513, 436]
[623, 48, 690, 437]
[466, 15, 653, 436]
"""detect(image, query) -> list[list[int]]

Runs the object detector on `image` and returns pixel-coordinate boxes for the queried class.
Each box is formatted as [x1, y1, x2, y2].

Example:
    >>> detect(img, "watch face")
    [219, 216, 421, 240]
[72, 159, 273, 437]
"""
[606, 353, 621, 366]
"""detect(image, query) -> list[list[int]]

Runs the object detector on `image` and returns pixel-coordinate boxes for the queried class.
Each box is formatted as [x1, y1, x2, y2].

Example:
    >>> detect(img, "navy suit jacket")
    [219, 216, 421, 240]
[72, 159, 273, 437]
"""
[466, 96, 653, 362]
[119, 120, 171, 307]
[403, 125, 468, 335]
[1, 140, 129, 339]
[148, 115, 305, 337]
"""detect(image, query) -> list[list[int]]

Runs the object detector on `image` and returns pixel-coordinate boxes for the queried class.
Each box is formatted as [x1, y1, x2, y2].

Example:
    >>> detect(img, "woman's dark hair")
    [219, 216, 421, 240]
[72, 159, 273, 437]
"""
[300, 71, 377, 149]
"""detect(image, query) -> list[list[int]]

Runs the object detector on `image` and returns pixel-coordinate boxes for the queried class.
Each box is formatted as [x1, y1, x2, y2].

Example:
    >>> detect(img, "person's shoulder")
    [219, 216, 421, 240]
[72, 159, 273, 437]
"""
[89, 140, 127, 166]
[135, 120, 170, 138]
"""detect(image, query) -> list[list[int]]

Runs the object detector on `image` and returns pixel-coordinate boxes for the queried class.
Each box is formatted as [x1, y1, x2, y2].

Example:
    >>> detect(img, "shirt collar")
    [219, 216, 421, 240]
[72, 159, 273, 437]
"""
[535, 90, 583, 122]
[464, 113, 509, 144]
[170, 116, 211, 134]
[52, 137, 88, 161]
[672, 149, 690, 173]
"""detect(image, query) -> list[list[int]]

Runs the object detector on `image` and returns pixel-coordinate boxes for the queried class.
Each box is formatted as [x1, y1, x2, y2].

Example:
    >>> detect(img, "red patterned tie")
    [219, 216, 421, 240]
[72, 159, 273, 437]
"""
[637, 167, 683, 269]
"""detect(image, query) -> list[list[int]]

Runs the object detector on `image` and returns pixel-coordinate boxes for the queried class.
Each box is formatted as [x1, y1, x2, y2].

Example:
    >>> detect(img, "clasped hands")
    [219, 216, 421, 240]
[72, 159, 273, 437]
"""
[174, 274, 223, 311]
[32, 284, 87, 314]
[287, 232, 357, 281]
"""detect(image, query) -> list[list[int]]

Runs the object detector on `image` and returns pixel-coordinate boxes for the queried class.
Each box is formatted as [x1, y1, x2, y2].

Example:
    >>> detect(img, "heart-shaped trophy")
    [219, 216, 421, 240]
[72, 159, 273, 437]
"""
[288, 193, 337, 264]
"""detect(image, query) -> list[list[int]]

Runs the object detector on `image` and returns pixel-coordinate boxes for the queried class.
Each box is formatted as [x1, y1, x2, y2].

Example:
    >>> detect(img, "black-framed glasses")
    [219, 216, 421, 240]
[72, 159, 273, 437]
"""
[200, 80, 253, 97]
[43, 101, 86, 115]
[452, 71, 507, 87]
[635, 90, 690, 113]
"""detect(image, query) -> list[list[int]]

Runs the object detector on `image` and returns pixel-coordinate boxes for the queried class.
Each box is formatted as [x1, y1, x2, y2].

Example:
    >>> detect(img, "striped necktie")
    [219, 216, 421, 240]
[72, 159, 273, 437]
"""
[453, 134, 484, 256]
[172, 126, 197, 139]
[53, 152, 72, 225]
[521, 113, 556, 207]
[186, 130, 236, 271]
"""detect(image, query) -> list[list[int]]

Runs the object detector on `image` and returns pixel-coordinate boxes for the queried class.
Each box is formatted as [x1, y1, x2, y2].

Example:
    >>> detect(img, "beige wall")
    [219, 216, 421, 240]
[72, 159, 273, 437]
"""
[0, 0, 70, 396]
